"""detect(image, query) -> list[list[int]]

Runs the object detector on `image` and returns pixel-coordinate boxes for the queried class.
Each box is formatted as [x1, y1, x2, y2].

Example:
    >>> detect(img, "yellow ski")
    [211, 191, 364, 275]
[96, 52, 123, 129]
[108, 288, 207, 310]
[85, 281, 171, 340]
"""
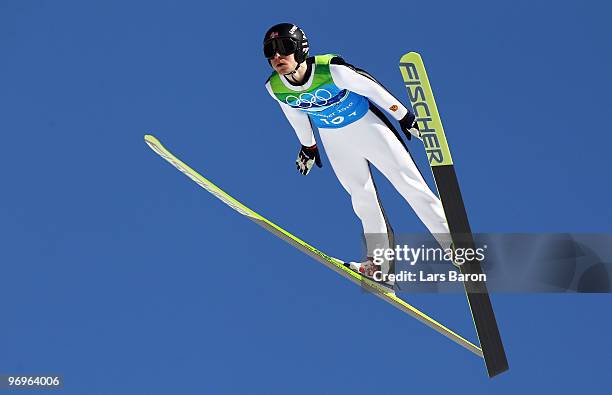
[144, 134, 483, 357]
[399, 52, 508, 377]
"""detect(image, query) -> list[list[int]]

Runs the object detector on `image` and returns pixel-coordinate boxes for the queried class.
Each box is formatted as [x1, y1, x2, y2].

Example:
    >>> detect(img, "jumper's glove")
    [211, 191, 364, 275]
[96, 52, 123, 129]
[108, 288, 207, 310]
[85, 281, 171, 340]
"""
[399, 111, 422, 140]
[296, 144, 322, 176]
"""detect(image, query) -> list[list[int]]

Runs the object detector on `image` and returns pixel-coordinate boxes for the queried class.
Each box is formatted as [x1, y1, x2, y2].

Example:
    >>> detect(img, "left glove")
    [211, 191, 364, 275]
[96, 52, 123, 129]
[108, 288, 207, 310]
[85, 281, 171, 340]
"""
[399, 111, 422, 140]
[296, 144, 322, 176]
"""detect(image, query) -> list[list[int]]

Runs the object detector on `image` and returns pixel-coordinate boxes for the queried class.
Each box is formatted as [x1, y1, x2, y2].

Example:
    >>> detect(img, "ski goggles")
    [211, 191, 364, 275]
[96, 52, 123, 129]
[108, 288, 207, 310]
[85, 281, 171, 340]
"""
[263, 37, 299, 59]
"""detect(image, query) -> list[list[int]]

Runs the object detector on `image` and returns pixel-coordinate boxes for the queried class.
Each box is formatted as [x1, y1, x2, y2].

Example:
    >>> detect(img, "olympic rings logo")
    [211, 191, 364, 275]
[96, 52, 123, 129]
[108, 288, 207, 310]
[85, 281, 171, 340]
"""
[285, 89, 333, 109]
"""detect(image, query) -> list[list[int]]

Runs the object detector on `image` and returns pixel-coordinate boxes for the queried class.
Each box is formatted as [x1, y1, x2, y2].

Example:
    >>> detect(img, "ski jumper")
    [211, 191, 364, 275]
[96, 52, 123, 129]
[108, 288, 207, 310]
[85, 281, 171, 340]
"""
[265, 54, 450, 258]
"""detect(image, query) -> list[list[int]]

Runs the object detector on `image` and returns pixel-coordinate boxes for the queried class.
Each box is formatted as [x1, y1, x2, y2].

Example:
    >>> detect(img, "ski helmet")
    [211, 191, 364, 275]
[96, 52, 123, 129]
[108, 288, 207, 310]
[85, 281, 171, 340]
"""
[263, 23, 309, 64]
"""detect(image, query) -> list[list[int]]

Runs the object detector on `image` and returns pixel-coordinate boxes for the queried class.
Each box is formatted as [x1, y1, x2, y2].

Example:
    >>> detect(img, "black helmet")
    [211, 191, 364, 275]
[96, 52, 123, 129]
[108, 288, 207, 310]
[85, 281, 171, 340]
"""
[263, 23, 309, 64]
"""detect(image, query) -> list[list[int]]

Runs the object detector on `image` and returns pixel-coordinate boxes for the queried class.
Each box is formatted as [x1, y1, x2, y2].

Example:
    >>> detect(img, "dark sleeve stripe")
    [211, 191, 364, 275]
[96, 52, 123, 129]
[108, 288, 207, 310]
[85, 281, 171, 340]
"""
[330, 56, 406, 110]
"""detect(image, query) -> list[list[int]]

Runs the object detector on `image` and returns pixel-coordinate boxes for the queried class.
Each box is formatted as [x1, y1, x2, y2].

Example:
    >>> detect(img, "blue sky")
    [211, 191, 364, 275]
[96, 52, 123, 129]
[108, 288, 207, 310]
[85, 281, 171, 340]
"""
[1, 0, 610, 393]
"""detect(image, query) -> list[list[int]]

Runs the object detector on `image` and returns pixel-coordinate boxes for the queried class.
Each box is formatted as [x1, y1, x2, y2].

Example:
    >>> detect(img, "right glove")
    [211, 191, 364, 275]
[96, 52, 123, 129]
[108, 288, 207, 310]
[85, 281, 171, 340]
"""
[399, 111, 422, 140]
[296, 144, 322, 176]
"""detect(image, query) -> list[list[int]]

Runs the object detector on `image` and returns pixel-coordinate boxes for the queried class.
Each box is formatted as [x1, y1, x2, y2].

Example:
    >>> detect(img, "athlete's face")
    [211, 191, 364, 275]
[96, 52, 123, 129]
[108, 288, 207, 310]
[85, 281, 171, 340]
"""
[270, 53, 297, 74]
